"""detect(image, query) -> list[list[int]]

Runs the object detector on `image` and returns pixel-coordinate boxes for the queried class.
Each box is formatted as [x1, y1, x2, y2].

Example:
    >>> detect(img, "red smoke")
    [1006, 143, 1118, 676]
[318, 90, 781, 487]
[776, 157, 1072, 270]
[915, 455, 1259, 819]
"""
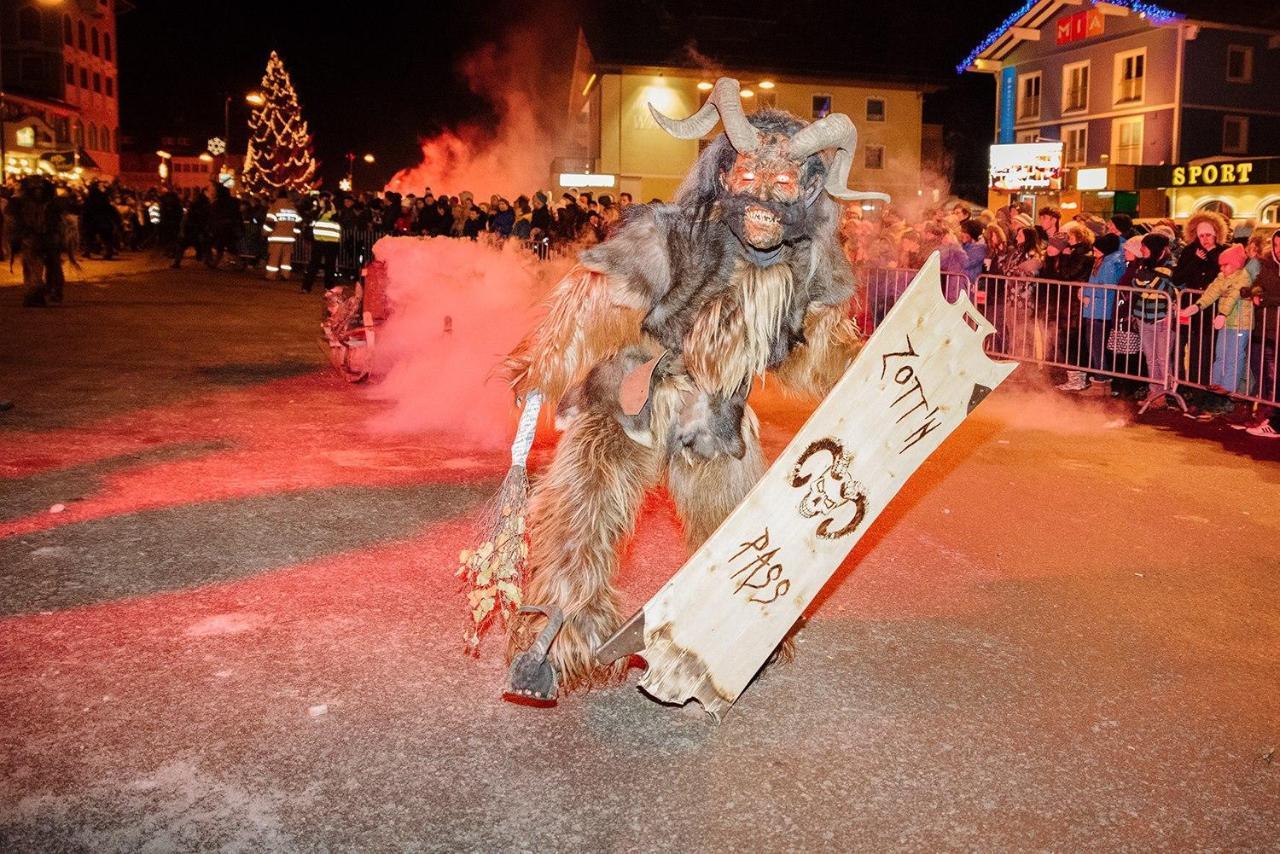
[387, 32, 557, 200]
[366, 237, 569, 450]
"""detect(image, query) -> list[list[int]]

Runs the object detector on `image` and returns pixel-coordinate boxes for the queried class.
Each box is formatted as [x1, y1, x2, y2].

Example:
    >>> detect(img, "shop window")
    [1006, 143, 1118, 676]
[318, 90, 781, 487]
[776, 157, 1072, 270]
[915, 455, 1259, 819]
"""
[866, 97, 885, 122]
[812, 95, 832, 119]
[1261, 200, 1280, 226]
[1197, 200, 1233, 219]
[1226, 45, 1253, 83]
[1062, 123, 1087, 166]
[1017, 72, 1041, 120]
[104, 33, 112, 62]
[1111, 116, 1143, 165]
[18, 7, 40, 41]
[865, 144, 885, 170]
[78, 20, 86, 51]
[1114, 49, 1145, 105]
[1223, 115, 1248, 154]
[63, 14, 72, 44]
[1062, 61, 1089, 113]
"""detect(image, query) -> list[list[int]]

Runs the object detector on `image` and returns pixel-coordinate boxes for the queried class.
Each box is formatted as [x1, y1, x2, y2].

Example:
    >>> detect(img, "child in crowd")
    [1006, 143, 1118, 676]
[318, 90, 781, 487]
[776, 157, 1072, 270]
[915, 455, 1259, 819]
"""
[1179, 243, 1252, 396]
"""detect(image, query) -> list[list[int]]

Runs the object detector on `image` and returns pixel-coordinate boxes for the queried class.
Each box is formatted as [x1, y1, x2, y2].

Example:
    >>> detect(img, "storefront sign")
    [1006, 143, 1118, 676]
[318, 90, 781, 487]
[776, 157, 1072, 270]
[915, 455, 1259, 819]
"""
[998, 67, 1016, 144]
[1137, 158, 1280, 189]
[1056, 9, 1103, 45]
[1171, 162, 1253, 186]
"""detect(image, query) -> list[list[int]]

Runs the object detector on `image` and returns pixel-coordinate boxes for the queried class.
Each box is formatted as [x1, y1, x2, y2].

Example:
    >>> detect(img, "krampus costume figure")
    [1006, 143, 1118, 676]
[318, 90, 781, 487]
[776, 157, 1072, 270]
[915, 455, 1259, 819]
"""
[499, 78, 886, 692]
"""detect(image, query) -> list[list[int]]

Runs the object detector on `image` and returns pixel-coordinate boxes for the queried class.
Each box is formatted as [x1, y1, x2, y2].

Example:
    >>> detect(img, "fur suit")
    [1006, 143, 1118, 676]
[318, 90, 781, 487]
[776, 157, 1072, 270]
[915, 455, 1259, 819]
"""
[505, 80, 881, 689]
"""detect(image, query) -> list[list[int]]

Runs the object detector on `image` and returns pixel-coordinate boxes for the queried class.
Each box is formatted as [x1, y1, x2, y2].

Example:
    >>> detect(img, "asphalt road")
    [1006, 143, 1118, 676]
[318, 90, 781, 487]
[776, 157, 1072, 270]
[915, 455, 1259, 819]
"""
[1, 261, 1277, 852]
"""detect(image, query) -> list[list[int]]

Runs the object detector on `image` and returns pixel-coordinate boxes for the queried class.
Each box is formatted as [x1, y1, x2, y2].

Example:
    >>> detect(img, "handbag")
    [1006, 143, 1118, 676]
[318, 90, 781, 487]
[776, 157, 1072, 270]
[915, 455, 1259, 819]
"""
[1107, 316, 1141, 355]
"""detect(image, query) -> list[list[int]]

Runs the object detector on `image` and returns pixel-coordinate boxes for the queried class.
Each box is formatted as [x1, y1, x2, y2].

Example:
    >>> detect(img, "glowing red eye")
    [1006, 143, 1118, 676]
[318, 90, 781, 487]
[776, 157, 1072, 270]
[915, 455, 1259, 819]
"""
[776, 174, 792, 184]
[742, 171, 756, 181]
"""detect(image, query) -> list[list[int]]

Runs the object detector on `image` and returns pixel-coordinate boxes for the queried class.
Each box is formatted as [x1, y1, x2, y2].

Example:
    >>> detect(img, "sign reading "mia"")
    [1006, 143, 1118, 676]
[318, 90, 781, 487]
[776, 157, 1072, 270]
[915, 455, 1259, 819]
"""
[1056, 8, 1104, 45]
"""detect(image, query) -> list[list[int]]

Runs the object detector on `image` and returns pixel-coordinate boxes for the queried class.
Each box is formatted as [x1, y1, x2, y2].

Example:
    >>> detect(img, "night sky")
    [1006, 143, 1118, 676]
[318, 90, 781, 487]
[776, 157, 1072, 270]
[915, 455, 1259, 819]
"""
[117, 1, 1022, 193]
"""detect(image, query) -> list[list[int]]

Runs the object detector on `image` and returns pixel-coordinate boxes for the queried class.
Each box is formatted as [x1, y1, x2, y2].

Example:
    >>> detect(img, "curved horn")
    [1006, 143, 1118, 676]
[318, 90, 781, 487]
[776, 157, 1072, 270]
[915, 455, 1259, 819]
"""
[649, 77, 759, 152]
[790, 113, 891, 204]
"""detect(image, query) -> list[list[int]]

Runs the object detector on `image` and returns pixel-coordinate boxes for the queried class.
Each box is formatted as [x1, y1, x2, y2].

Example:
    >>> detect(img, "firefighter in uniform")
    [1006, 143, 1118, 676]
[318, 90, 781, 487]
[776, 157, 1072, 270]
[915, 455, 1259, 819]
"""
[263, 188, 300, 280]
[303, 193, 342, 293]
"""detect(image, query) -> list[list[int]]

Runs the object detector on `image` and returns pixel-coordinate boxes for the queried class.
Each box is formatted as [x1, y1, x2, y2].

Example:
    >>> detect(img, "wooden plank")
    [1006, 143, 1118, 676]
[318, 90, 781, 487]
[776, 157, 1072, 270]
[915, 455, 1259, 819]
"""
[605, 254, 1017, 720]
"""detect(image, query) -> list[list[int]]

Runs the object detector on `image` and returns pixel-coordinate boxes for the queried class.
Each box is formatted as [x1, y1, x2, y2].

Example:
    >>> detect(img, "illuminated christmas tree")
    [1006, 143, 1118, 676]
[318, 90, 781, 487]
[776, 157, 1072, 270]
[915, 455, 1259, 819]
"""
[241, 51, 317, 194]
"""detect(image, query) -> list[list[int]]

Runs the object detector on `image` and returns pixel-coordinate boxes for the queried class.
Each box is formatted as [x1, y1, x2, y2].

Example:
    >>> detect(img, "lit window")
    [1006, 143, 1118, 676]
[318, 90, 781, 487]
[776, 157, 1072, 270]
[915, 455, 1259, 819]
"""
[1062, 61, 1089, 113]
[1017, 72, 1041, 120]
[1112, 116, 1143, 165]
[812, 95, 832, 119]
[1063, 123, 1088, 166]
[864, 144, 885, 170]
[1227, 45, 1253, 83]
[1223, 115, 1248, 154]
[1115, 49, 1145, 104]
[866, 98, 885, 122]
[1261, 200, 1279, 226]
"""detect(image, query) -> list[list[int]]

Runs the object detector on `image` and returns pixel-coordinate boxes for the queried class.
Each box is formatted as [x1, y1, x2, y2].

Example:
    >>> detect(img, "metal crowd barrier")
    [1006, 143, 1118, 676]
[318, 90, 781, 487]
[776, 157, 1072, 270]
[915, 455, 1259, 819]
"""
[1172, 288, 1280, 409]
[860, 266, 973, 334]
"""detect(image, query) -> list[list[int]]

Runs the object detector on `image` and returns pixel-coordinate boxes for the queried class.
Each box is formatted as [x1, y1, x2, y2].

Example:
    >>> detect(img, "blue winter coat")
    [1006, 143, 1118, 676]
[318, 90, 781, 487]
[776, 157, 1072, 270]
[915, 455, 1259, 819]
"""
[1081, 249, 1125, 320]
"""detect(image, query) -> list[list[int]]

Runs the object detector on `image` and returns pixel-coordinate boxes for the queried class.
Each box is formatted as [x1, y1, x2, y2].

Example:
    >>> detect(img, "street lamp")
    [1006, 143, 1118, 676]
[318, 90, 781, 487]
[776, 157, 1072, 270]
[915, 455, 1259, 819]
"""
[245, 91, 265, 107]
[156, 150, 172, 187]
[346, 152, 375, 192]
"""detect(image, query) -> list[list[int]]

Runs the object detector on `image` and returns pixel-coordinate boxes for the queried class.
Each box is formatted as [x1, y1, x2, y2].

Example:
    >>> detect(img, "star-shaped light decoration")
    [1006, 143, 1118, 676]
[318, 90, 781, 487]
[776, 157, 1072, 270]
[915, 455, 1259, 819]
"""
[207, 137, 227, 156]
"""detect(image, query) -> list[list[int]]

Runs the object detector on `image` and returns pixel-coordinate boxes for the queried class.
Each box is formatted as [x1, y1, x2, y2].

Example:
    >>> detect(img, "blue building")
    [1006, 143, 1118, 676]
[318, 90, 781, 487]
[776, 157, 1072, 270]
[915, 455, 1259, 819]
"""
[962, 0, 1280, 223]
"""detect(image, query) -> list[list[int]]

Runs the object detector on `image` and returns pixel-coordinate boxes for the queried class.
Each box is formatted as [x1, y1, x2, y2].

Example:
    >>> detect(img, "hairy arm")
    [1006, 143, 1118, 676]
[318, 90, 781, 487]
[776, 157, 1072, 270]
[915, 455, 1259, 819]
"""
[772, 302, 864, 399]
[504, 206, 678, 404]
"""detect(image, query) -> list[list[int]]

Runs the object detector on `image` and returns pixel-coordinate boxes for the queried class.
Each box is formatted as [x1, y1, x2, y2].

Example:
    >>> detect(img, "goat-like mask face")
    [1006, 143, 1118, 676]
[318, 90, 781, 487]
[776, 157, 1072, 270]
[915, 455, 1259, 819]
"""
[717, 140, 805, 250]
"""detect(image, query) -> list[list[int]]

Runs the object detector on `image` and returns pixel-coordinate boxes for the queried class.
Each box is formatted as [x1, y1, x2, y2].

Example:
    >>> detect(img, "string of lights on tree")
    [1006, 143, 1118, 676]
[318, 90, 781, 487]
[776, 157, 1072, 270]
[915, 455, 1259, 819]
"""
[241, 51, 317, 194]
[956, 0, 1182, 73]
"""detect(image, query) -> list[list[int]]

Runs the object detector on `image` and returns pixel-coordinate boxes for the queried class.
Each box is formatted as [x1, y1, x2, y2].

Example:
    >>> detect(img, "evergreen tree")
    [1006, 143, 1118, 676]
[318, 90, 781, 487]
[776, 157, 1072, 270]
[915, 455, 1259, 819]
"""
[241, 51, 317, 194]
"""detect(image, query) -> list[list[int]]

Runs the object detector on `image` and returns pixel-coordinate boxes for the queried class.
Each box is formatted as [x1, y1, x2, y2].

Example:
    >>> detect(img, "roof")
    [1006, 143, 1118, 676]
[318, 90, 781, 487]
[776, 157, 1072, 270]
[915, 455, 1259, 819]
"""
[960, 0, 1280, 74]
[581, 1, 960, 88]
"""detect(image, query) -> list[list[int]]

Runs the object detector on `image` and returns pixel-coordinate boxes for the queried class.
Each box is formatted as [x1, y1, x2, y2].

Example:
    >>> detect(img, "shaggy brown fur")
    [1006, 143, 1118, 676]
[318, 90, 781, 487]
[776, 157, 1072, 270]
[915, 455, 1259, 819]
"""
[506, 407, 663, 691]
[505, 266, 645, 404]
[685, 262, 794, 397]
[666, 406, 764, 550]
[773, 302, 863, 399]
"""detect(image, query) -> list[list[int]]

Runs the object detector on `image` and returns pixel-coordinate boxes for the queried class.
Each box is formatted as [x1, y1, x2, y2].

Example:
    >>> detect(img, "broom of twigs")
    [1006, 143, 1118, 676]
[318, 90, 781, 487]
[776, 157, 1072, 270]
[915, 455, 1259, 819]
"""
[457, 390, 543, 653]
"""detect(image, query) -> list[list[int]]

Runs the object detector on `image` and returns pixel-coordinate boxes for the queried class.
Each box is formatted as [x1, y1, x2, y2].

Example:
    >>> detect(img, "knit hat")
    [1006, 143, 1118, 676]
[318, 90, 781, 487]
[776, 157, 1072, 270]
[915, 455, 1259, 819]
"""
[1219, 243, 1246, 268]
[1096, 233, 1121, 255]
[1123, 235, 1144, 257]
[1141, 233, 1170, 259]
[1152, 224, 1177, 243]
[1012, 212, 1033, 229]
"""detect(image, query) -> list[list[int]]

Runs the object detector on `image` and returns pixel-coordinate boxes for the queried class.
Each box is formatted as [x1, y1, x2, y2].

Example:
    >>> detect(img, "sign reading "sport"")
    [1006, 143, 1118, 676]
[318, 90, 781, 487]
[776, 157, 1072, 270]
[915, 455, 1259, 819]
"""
[1171, 162, 1255, 186]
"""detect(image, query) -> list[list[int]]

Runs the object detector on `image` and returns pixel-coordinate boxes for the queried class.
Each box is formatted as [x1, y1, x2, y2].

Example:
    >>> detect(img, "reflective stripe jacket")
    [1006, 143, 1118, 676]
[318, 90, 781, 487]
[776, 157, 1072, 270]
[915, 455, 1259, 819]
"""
[311, 210, 341, 244]
[264, 199, 301, 242]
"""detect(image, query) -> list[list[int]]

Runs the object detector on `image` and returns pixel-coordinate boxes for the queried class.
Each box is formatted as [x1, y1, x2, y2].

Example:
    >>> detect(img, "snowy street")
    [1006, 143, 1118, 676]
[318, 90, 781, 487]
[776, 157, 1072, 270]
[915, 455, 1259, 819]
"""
[1, 266, 1278, 851]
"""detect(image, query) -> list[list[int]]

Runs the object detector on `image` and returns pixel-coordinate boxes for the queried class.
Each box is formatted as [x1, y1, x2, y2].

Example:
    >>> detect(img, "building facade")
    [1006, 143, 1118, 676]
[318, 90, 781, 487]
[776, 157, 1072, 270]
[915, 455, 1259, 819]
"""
[1, 0, 122, 179]
[563, 30, 933, 206]
[962, 0, 1280, 222]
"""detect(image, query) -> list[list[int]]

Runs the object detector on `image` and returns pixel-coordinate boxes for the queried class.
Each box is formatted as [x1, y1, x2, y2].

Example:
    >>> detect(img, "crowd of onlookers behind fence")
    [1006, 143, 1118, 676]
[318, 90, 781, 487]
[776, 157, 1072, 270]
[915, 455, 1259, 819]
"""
[6, 174, 1277, 438]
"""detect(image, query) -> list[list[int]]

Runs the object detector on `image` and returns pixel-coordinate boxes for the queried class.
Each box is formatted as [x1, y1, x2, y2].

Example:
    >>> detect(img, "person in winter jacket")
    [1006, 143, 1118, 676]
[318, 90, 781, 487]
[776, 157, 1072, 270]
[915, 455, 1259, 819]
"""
[1179, 242, 1252, 395]
[81, 183, 116, 259]
[490, 198, 515, 238]
[1242, 229, 1280, 436]
[207, 184, 243, 269]
[1132, 234, 1178, 402]
[1060, 233, 1126, 390]
[1173, 210, 1229, 393]
[172, 189, 211, 268]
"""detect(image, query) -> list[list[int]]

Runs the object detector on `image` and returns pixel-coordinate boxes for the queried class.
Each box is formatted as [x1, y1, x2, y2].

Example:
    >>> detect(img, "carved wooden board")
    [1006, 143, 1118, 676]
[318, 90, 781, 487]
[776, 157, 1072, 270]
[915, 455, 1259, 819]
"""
[602, 253, 1017, 720]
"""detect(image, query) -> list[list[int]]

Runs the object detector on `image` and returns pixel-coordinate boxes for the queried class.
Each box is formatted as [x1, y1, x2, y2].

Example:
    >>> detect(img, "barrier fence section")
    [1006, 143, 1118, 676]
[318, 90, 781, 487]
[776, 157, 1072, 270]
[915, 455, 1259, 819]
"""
[1172, 287, 1280, 409]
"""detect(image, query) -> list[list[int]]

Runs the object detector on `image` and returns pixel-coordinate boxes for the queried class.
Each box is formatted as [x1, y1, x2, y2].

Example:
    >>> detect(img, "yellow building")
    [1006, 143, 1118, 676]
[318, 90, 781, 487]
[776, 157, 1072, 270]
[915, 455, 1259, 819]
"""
[566, 31, 934, 205]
